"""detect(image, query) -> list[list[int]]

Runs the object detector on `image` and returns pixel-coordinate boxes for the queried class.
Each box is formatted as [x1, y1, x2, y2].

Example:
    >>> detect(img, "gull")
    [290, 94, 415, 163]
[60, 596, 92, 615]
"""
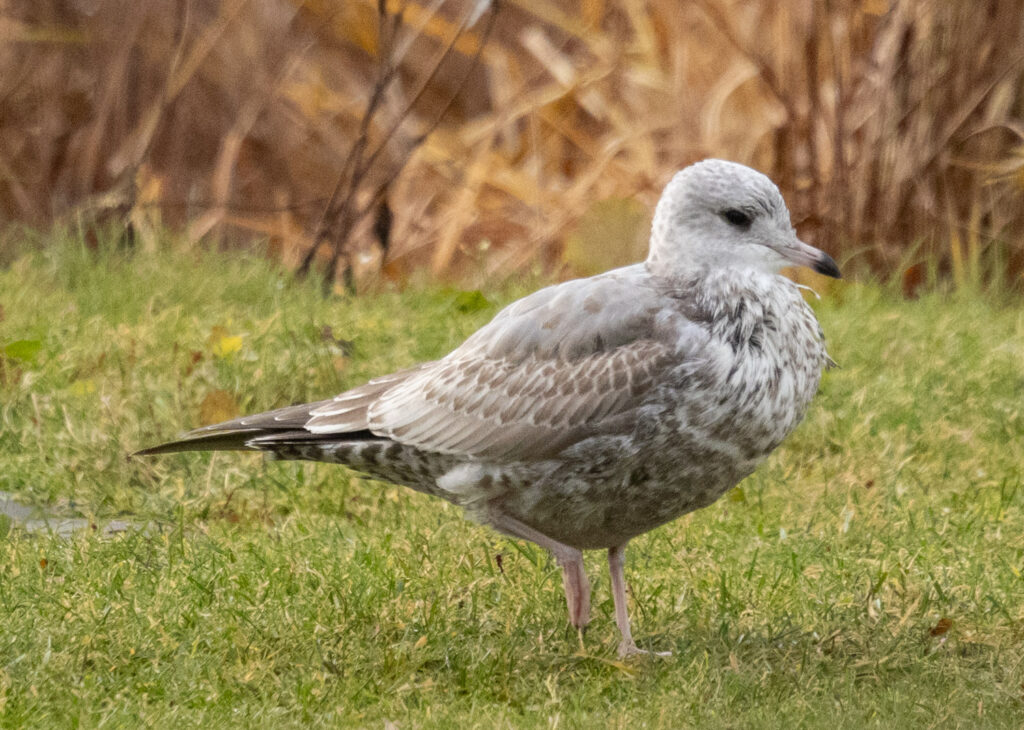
[137, 159, 840, 657]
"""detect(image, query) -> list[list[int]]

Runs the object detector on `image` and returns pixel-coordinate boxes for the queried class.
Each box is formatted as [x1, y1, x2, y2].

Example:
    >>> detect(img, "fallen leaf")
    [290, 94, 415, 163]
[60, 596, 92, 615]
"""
[69, 379, 96, 397]
[451, 290, 491, 313]
[4, 339, 42, 362]
[183, 350, 203, 376]
[207, 326, 243, 358]
[213, 335, 243, 358]
[0, 361, 21, 387]
[902, 263, 925, 298]
[199, 389, 239, 425]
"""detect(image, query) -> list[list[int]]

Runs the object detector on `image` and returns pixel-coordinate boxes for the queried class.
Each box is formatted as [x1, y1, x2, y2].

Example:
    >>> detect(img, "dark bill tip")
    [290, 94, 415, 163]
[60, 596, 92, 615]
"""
[813, 252, 842, 279]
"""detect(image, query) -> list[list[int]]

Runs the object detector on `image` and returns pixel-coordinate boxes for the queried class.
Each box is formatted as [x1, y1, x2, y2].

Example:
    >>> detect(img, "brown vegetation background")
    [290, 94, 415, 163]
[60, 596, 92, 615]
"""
[2, 0, 1024, 291]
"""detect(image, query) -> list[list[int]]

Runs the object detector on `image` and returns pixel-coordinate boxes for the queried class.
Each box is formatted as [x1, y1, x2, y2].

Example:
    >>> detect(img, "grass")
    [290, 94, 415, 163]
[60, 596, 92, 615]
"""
[1, 232, 1023, 727]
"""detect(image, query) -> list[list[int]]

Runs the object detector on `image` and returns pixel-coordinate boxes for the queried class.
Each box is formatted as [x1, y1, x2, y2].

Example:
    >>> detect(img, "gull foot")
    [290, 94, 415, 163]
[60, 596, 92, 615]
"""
[617, 640, 672, 659]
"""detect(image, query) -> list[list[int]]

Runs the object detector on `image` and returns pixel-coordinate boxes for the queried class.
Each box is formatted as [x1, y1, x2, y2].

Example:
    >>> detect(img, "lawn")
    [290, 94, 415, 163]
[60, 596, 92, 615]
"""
[1, 234, 1023, 728]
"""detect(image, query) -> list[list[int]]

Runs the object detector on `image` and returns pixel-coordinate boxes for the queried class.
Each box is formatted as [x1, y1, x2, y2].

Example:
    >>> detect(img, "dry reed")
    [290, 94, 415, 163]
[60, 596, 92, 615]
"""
[1, 0, 1022, 290]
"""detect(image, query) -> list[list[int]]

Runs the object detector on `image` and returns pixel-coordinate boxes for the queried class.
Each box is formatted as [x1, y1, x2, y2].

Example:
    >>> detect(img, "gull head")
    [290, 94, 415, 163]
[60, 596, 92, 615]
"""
[647, 159, 841, 279]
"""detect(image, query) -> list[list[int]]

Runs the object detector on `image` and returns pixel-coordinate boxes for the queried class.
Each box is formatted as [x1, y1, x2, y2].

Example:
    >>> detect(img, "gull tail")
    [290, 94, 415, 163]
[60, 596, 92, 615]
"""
[133, 365, 427, 459]
[132, 429, 271, 456]
[131, 398, 337, 458]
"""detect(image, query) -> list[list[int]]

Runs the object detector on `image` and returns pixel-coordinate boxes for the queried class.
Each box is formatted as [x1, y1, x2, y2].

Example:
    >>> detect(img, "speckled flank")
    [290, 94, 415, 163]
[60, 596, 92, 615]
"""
[273, 440, 461, 499]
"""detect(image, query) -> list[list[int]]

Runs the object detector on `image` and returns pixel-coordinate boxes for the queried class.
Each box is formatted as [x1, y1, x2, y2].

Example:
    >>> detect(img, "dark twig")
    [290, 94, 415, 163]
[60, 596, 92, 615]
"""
[298, 0, 500, 294]
[356, 0, 501, 224]
[296, 0, 404, 280]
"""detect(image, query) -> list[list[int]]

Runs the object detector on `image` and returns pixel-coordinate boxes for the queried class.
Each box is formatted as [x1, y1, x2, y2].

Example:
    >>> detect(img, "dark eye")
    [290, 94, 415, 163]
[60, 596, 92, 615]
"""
[721, 208, 753, 228]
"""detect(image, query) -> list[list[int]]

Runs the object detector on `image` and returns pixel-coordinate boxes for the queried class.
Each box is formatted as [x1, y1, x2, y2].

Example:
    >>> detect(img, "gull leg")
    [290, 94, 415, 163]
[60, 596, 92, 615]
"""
[488, 512, 591, 630]
[559, 552, 591, 630]
[608, 543, 637, 656]
[609, 543, 670, 658]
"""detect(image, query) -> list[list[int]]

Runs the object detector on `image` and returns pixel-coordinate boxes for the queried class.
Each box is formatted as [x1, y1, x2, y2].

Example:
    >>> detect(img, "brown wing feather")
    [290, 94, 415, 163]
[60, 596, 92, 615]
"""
[298, 268, 698, 461]
[304, 363, 432, 432]
[358, 340, 675, 461]
[302, 267, 706, 462]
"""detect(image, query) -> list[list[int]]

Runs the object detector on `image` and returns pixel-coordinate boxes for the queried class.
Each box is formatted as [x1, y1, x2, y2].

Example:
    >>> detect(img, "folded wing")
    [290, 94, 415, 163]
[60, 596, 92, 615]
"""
[307, 267, 698, 462]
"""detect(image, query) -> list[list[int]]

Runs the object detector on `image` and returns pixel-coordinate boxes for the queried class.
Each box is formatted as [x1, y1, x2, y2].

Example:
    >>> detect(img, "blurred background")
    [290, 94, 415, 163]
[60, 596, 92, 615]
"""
[2, 0, 1023, 292]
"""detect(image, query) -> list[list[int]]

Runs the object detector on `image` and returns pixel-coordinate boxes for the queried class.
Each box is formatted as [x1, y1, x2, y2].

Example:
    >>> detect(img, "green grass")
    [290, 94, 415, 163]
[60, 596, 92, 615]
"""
[1, 232, 1023, 728]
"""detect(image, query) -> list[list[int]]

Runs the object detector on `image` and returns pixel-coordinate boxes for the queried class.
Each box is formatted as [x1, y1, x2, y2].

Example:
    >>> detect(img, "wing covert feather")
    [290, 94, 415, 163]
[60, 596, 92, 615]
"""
[299, 267, 711, 461]
[334, 268, 707, 461]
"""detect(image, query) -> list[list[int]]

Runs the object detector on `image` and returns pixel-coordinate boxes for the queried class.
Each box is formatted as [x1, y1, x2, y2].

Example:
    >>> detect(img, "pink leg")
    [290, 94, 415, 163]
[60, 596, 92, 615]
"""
[559, 554, 591, 629]
[489, 512, 591, 629]
[608, 543, 637, 656]
[609, 543, 670, 658]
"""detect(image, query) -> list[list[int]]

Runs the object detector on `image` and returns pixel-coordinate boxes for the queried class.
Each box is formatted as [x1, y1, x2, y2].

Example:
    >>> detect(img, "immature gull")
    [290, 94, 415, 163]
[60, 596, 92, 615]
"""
[137, 159, 840, 657]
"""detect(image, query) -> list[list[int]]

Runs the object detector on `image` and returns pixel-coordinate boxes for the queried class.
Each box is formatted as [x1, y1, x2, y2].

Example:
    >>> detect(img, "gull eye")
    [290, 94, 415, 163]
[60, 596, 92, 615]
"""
[721, 208, 753, 229]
